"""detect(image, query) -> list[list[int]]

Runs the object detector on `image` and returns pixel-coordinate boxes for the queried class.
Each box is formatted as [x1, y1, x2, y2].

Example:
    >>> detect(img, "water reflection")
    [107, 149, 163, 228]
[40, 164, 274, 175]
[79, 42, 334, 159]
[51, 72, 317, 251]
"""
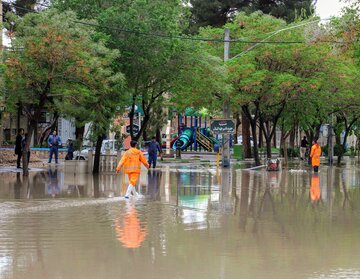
[310, 174, 320, 203]
[47, 168, 60, 198]
[1, 164, 360, 278]
[115, 202, 147, 249]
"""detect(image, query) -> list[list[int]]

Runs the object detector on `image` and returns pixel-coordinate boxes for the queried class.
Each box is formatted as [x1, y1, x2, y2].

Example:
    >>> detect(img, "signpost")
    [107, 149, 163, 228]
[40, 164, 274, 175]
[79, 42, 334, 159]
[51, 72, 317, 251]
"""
[210, 119, 235, 134]
[211, 119, 235, 168]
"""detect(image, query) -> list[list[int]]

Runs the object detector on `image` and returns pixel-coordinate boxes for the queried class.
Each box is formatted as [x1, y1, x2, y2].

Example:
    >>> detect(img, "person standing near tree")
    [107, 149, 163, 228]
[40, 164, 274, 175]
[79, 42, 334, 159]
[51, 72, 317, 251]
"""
[22, 133, 31, 166]
[48, 130, 62, 164]
[310, 139, 321, 173]
[116, 140, 149, 198]
[147, 136, 162, 168]
[300, 136, 309, 160]
[15, 128, 24, 168]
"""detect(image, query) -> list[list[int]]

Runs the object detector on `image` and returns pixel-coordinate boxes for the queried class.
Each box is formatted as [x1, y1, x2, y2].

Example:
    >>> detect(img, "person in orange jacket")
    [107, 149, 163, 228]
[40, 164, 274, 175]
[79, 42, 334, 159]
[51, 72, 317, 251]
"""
[116, 140, 149, 198]
[310, 138, 321, 173]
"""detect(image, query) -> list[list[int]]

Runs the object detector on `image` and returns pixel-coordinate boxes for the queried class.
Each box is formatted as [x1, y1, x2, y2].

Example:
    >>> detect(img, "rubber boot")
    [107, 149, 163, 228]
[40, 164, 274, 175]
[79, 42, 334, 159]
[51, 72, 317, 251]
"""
[125, 184, 132, 198]
[131, 186, 139, 197]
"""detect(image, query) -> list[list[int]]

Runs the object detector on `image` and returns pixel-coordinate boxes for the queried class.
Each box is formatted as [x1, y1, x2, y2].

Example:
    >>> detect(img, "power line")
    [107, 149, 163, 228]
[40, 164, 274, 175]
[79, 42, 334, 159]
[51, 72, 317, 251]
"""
[2, 1, 358, 46]
[74, 20, 355, 45]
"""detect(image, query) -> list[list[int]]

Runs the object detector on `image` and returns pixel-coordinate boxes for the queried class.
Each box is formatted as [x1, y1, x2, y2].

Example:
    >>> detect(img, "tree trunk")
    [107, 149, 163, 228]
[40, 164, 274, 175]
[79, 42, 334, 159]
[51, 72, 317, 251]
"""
[283, 136, 288, 167]
[93, 135, 103, 174]
[250, 121, 260, 166]
[17, 103, 22, 131]
[337, 129, 349, 165]
[273, 130, 277, 148]
[233, 112, 241, 144]
[335, 134, 341, 145]
[265, 137, 272, 159]
[134, 113, 150, 142]
[156, 128, 161, 144]
[289, 129, 295, 149]
[75, 125, 85, 143]
[242, 112, 251, 158]
[258, 126, 263, 148]
[33, 121, 38, 146]
[22, 120, 35, 176]
[39, 114, 59, 147]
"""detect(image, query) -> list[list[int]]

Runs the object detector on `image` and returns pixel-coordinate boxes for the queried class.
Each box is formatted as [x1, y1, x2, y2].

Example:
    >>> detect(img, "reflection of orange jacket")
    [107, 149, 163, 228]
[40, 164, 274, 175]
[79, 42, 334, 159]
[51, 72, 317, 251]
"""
[115, 208, 147, 249]
[310, 175, 320, 202]
[310, 143, 321, 167]
[116, 148, 149, 174]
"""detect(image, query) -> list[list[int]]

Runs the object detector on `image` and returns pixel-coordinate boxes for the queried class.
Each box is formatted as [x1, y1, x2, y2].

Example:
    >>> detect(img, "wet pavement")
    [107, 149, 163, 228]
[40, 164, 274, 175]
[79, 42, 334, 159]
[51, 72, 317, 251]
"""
[1, 161, 360, 278]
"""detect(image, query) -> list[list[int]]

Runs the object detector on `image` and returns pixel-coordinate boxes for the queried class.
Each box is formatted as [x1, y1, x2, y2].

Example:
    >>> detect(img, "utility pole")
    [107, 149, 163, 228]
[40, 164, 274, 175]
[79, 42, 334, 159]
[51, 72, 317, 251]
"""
[328, 121, 334, 166]
[0, 1, 3, 147]
[222, 28, 230, 168]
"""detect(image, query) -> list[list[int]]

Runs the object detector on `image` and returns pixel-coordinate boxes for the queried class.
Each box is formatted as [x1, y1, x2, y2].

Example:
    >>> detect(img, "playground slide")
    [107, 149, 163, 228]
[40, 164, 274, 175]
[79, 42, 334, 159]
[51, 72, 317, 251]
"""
[208, 136, 220, 145]
[172, 128, 194, 151]
[173, 128, 220, 152]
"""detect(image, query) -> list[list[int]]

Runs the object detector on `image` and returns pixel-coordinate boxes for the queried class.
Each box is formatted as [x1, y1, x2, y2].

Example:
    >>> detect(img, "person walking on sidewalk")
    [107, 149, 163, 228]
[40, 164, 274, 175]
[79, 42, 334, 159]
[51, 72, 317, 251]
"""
[15, 128, 24, 168]
[116, 140, 149, 198]
[48, 130, 62, 164]
[147, 136, 162, 168]
[310, 139, 322, 173]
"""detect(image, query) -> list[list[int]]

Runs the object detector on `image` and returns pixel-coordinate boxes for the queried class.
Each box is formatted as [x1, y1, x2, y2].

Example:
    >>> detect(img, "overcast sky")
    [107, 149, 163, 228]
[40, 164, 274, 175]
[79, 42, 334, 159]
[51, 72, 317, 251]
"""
[315, 0, 348, 19]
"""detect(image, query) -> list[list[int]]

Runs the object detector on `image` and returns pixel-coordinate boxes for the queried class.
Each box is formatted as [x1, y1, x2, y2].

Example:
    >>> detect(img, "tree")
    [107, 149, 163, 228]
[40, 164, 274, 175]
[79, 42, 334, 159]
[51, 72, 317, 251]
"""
[188, 0, 314, 32]
[4, 9, 123, 175]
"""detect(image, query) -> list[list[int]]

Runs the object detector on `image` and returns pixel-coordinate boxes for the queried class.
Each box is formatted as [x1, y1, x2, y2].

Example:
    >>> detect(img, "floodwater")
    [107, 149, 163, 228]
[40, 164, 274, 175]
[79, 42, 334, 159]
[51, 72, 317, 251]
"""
[1, 163, 360, 278]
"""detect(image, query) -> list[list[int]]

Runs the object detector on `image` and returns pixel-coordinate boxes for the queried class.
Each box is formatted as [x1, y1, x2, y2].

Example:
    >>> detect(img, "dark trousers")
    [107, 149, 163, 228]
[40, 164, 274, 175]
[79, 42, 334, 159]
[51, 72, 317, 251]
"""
[313, 166, 319, 173]
[49, 146, 59, 163]
[148, 153, 158, 168]
[16, 153, 22, 168]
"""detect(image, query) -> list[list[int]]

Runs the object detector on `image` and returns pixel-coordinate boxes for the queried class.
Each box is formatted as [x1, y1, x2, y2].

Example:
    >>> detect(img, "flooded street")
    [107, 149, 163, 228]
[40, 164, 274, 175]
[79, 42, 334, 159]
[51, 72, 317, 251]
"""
[1, 163, 360, 278]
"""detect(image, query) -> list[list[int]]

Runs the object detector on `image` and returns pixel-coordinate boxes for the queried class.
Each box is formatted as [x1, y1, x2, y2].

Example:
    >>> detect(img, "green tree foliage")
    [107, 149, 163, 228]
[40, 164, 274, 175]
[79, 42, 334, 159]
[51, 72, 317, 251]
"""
[188, 0, 314, 32]
[4, 9, 123, 174]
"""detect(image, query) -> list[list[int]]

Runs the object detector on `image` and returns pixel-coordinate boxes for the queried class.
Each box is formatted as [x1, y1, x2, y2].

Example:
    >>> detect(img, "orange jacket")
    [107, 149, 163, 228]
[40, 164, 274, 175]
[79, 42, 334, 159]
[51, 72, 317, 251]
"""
[310, 143, 321, 167]
[116, 148, 149, 174]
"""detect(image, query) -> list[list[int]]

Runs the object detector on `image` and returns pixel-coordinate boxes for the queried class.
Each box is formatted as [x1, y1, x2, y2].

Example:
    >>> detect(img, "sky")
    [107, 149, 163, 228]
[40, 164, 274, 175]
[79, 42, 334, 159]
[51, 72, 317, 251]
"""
[315, 0, 348, 19]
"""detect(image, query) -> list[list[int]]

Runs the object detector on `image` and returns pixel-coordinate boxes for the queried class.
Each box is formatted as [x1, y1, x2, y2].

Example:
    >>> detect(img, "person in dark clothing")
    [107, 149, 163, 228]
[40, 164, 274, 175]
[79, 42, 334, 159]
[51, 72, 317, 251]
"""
[22, 133, 31, 166]
[300, 136, 309, 160]
[147, 137, 162, 168]
[65, 140, 74, 160]
[48, 130, 62, 164]
[15, 128, 24, 168]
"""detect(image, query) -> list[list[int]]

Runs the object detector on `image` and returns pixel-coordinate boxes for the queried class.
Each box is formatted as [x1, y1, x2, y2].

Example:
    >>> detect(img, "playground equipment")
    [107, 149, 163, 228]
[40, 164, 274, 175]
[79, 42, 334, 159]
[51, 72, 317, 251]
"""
[172, 127, 220, 152]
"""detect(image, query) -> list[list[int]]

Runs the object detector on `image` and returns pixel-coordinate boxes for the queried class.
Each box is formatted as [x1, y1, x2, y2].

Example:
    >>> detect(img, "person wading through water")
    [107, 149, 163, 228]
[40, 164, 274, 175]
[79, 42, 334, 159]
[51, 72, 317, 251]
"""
[116, 140, 149, 198]
[310, 139, 321, 173]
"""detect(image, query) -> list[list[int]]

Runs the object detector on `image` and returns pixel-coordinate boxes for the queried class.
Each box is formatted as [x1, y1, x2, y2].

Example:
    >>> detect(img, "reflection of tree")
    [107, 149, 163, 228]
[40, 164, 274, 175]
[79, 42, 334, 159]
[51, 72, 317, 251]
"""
[93, 174, 100, 198]
[239, 171, 250, 231]
[14, 173, 22, 199]
[147, 170, 162, 200]
[341, 172, 353, 210]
